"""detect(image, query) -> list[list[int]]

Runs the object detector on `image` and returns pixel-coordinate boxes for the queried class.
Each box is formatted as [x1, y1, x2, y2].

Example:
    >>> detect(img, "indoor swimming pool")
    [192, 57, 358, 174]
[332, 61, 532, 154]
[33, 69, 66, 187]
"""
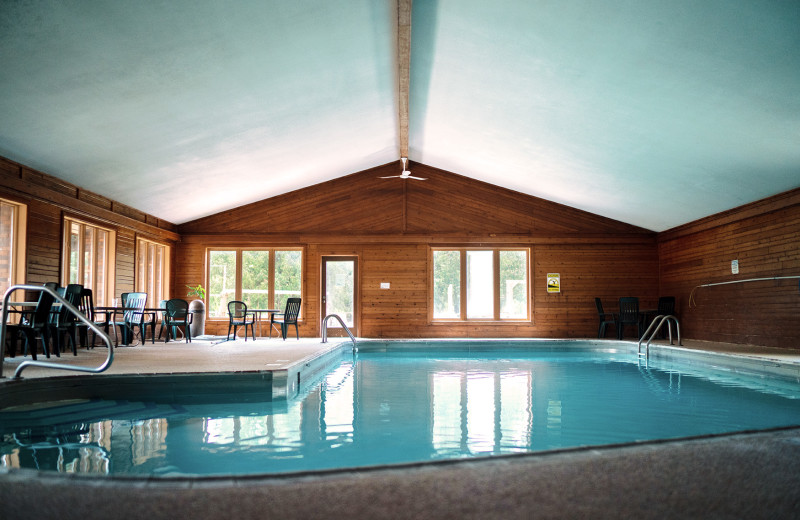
[1, 341, 799, 476]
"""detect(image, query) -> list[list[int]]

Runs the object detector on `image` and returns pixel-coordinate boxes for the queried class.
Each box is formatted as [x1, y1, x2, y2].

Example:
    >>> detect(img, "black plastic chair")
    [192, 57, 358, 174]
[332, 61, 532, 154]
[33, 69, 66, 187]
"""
[657, 296, 675, 316]
[48, 283, 83, 356]
[76, 287, 111, 349]
[594, 298, 617, 339]
[270, 298, 301, 340]
[165, 299, 193, 343]
[655, 296, 676, 339]
[5, 284, 56, 360]
[156, 299, 169, 340]
[227, 301, 255, 341]
[617, 297, 642, 340]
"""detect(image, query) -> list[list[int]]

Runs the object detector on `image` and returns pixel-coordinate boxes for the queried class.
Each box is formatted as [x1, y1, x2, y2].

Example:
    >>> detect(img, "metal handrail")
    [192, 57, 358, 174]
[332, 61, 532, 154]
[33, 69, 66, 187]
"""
[1, 284, 114, 379]
[321, 314, 357, 351]
[637, 314, 681, 358]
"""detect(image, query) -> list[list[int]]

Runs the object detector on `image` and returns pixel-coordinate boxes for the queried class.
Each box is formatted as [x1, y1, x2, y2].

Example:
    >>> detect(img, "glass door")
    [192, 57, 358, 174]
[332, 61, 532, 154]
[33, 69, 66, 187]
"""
[322, 256, 357, 336]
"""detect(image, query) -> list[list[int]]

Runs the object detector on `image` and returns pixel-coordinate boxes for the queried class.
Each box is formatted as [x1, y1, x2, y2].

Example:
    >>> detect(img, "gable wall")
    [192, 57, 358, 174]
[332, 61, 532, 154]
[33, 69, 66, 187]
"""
[178, 162, 659, 339]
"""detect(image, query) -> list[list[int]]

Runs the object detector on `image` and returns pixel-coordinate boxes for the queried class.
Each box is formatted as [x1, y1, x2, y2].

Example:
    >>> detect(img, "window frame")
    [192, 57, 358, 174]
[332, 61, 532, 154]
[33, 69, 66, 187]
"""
[135, 236, 171, 306]
[0, 197, 27, 296]
[430, 247, 531, 322]
[205, 247, 304, 320]
[61, 216, 116, 307]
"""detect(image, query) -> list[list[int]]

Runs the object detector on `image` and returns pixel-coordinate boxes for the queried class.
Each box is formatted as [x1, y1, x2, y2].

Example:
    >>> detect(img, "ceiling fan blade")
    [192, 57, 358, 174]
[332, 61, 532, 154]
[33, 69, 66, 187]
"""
[407, 175, 427, 180]
[379, 175, 403, 179]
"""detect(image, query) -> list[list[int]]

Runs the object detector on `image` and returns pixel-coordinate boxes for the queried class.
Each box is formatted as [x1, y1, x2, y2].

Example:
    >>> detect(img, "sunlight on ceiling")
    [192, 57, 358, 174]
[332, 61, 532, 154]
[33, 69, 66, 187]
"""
[1, 0, 798, 230]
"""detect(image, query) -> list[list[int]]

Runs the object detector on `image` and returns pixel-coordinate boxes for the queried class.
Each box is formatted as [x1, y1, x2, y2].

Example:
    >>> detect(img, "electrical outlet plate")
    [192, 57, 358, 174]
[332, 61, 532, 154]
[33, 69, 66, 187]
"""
[731, 260, 739, 274]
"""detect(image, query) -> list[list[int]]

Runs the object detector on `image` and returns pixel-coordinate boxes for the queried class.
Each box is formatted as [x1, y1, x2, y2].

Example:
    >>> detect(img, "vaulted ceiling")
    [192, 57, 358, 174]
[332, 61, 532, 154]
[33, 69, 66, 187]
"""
[1, 1, 798, 231]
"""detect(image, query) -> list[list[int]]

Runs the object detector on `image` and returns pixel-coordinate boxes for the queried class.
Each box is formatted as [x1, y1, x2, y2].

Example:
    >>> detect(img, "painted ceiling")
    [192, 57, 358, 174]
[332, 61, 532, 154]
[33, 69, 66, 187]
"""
[1, 0, 798, 231]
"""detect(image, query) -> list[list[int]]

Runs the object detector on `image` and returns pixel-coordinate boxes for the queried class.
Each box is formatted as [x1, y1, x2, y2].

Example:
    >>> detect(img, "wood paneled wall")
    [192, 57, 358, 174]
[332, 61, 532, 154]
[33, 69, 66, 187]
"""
[7, 152, 796, 348]
[658, 188, 800, 348]
[178, 162, 659, 339]
[0, 156, 178, 296]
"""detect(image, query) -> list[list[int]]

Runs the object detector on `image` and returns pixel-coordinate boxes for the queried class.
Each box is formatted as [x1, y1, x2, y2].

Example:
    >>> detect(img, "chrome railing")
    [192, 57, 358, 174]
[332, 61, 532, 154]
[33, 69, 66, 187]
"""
[1, 284, 114, 379]
[637, 314, 681, 358]
[320, 314, 357, 351]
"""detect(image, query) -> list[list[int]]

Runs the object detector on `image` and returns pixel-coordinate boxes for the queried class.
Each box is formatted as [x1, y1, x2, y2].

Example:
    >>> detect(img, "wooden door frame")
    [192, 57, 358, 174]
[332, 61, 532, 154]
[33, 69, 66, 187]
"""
[321, 255, 360, 337]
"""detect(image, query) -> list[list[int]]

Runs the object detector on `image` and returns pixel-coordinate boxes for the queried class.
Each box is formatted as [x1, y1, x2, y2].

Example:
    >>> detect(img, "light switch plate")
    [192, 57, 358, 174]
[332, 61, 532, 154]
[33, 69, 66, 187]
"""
[380, 282, 390, 289]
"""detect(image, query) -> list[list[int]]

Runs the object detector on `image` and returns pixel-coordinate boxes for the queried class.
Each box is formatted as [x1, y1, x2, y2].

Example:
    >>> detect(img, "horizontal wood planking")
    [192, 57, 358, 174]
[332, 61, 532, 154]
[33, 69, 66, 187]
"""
[659, 190, 800, 348]
[0, 155, 178, 240]
[179, 164, 658, 339]
[182, 234, 659, 339]
[179, 163, 405, 234]
[0, 155, 178, 304]
[180, 161, 654, 237]
[406, 163, 653, 235]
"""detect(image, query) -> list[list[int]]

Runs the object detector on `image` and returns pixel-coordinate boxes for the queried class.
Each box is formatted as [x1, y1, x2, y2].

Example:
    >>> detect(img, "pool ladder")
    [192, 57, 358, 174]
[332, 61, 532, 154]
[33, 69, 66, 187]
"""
[321, 314, 357, 351]
[638, 315, 681, 358]
[1, 284, 114, 379]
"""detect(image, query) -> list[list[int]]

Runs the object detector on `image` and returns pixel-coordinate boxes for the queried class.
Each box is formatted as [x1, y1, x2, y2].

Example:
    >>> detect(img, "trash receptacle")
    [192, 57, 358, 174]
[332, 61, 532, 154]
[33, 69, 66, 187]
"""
[189, 299, 205, 338]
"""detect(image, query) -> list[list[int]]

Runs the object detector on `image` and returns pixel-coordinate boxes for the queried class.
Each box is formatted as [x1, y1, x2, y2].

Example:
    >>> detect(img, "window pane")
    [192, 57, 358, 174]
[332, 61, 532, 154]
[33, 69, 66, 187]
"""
[499, 250, 527, 319]
[83, 226, 95, 291]
[154, 245, 163, 302]
[136, 240, 146, 292]
[147, 243, 155, 298]
[274, 250, 301, 312]
[0, 203, 15, 296]
[242, 250, 270, 309]
[95, 230, 107, 305]
[69, 222, 81, 284]
[433, 250, 460, 319]
[466, 250, 493, 319]
[208, 251, 236, 318]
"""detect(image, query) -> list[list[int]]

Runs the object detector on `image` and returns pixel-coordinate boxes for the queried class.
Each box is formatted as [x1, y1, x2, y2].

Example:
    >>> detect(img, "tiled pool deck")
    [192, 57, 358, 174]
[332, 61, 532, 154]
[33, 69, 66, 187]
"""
[2, 336, 799, 519]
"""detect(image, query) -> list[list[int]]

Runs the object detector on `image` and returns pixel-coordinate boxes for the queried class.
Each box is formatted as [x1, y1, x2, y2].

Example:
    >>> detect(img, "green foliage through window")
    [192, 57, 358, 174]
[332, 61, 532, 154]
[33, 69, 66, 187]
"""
[207, 249, 302, 318]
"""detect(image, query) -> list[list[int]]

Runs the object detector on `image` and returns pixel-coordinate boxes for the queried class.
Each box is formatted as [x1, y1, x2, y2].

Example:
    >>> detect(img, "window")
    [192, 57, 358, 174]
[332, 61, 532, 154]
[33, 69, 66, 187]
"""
[63, 217, 115, 306]
[136, 237, 170, 306]
[432, 248, 529, 321]
[0, 198, 26, 296]
[207, 248, 302, 318]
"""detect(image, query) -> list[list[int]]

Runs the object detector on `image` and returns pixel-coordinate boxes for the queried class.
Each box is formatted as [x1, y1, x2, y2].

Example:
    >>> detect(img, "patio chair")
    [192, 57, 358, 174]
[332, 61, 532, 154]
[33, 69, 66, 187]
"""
[617, 297, 642, 340]
[5, 284, 56, 360]
[112, 292, 153, 345]
[594, 298, 617, 338]
[227, 300, 255, 341]
[156, 299, 169, 340]
[655, 296, 676, 338]
[165, 298, 193, 343]
[76, 287, 112, 348]
[48, 283, 84, 356]
[270, 298, 301, 340]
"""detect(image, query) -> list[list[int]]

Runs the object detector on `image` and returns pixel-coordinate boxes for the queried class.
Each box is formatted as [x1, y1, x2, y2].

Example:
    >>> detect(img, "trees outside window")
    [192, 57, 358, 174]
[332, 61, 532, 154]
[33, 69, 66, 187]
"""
[432, 248, 528, 321]
[208, 249, 302, 318]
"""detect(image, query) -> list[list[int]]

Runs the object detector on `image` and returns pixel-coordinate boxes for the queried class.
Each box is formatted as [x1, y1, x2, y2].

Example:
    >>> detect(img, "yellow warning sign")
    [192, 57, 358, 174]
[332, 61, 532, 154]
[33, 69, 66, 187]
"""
[547, 273, 560, 293]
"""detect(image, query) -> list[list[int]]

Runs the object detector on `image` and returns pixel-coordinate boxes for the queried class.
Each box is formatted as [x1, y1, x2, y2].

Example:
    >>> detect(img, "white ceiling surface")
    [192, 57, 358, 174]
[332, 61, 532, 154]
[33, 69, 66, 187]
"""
[1, 1, 799, 231]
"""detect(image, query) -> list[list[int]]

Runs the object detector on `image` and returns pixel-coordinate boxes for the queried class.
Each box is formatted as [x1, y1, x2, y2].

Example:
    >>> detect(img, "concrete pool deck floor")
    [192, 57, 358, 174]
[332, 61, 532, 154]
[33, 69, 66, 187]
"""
[2, 336, 800, 519]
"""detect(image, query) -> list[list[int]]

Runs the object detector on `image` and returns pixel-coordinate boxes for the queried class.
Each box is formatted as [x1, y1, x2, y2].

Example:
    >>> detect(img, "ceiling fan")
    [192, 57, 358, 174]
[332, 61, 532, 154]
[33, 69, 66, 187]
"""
[380, 157, 427, 180]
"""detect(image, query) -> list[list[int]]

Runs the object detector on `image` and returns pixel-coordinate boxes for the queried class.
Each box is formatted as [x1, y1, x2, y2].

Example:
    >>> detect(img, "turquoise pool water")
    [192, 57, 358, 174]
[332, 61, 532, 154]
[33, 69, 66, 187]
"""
[2, 347, 799, 476]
